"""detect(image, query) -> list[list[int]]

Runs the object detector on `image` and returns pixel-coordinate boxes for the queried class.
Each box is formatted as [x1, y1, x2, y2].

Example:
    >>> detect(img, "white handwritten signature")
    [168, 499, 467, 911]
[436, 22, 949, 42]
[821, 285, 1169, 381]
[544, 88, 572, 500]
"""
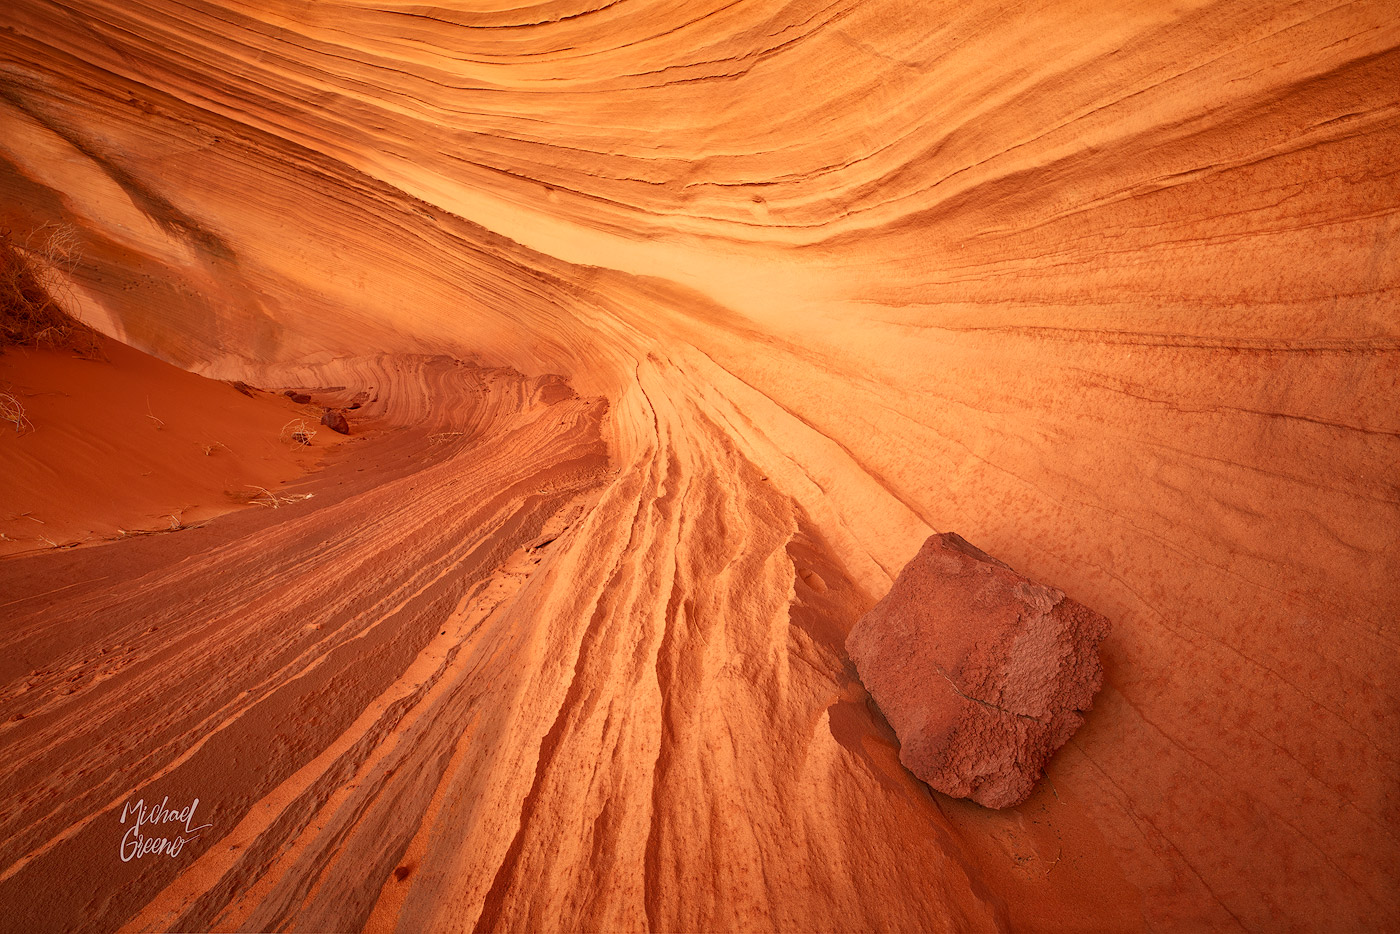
[119, 795, 212, 862]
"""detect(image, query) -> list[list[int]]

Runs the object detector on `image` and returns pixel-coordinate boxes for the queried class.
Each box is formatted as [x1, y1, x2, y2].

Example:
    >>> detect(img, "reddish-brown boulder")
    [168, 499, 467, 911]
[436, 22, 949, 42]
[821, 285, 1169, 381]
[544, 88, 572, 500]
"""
[320, 408, 350, 434]
[847, 532, 1110, 808]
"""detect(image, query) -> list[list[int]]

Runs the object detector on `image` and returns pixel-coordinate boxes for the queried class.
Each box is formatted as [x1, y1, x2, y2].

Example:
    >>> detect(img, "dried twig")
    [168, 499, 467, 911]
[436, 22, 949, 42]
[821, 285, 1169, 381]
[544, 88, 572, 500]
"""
[0, 392, 32, 433]
[246, 485, 314, 509]
[145, 396, 164, 430]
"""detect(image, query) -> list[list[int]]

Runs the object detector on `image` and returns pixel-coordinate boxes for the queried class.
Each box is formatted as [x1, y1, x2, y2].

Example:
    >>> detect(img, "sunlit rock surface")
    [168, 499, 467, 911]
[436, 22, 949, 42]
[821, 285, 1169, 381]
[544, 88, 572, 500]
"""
[0, 1, 1396, 931]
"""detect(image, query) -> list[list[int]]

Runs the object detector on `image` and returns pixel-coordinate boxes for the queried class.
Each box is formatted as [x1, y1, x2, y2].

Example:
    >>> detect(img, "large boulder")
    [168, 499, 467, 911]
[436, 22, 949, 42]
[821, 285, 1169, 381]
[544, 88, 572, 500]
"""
[320, 408, 350, 434]
[847, 532, 1110, 808]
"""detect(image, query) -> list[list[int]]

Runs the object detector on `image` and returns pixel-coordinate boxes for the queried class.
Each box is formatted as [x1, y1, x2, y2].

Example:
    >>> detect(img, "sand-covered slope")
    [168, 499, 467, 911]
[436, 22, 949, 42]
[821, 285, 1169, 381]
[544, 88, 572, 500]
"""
[0, 334, 352, 555]
[0, 1, 1396, 930]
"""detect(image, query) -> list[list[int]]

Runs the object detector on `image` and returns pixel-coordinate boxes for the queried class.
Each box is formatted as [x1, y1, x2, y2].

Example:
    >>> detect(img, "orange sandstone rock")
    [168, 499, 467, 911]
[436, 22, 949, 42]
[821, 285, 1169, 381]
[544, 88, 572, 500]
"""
[848, 533, 1110, 808]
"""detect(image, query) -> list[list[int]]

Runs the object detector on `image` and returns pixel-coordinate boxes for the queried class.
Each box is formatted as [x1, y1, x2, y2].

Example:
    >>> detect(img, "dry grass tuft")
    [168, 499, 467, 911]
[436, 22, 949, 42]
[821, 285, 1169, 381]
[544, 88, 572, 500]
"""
[0, 224, 99, 354]
[280, 418, 317, 446]
[0, 391, 33, 434]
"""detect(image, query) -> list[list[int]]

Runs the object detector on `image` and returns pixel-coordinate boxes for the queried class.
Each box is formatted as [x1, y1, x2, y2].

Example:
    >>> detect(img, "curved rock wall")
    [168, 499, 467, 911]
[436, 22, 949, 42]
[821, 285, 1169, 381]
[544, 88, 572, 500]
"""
[0, 1, 1396, 930]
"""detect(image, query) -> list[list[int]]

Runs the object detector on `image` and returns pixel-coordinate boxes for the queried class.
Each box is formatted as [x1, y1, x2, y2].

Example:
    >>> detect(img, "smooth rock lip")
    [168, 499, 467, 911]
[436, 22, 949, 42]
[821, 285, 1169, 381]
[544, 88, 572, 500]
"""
[847, 532, 1111, 808]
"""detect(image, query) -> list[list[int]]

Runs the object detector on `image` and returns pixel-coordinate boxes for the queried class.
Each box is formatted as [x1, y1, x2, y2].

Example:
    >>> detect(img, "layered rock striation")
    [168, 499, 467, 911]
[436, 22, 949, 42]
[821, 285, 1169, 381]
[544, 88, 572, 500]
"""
[0, 1, 1396, 931]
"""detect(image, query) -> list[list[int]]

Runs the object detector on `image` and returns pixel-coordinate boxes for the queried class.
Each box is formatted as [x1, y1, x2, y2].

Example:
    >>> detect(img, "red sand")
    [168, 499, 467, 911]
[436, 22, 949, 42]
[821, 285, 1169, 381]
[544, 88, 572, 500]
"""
[0, 335, 350, 557]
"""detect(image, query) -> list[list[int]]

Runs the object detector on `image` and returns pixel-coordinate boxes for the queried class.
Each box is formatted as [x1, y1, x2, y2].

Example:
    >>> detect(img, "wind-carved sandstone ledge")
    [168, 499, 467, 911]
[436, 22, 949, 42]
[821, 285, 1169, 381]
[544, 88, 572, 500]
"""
[847, 532, 1111, 808]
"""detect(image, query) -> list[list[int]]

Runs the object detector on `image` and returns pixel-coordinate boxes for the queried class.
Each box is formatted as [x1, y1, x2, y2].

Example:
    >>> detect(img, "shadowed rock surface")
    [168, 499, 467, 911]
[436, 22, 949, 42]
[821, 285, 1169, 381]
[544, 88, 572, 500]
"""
[849, 532, 1111, 808]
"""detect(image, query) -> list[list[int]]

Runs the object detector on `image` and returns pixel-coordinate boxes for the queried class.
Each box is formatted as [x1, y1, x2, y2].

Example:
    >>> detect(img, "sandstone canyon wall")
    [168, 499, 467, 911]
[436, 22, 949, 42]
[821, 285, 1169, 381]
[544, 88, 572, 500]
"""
[0, 1, 1396, 931]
